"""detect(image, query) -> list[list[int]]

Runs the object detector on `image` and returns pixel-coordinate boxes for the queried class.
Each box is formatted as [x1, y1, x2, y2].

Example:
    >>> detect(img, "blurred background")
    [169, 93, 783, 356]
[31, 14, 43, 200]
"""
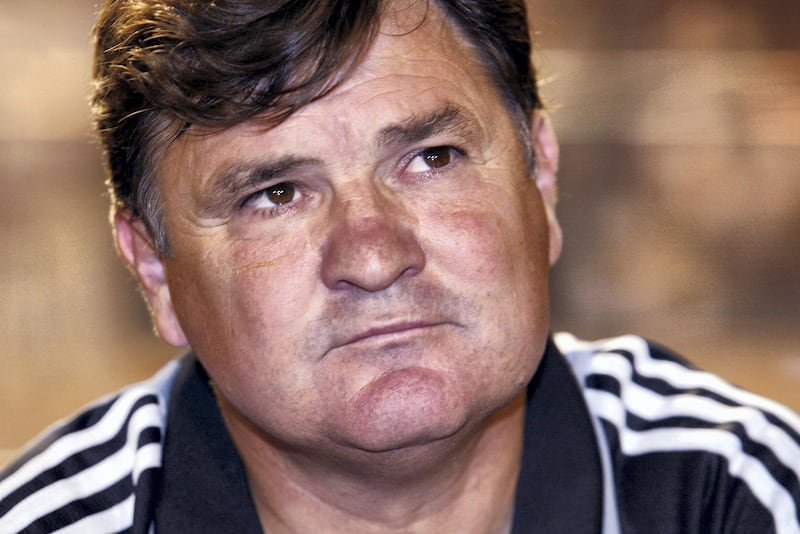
[1, 0, 798, 451]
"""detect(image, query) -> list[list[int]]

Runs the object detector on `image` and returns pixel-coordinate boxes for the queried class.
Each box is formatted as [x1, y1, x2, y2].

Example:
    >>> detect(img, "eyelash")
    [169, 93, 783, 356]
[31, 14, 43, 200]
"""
[239, 183, 305, 217]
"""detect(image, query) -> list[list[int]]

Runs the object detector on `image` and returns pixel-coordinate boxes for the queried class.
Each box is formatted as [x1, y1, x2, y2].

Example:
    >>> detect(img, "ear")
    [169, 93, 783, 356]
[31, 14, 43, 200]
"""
[532, 111, 563, 266]
[114, 210, 189, 347]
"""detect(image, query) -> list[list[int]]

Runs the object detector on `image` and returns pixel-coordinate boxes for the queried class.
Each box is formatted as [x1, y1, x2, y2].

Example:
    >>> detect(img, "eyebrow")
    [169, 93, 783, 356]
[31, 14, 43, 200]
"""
[377, 102, 484, 150]
[202, 155, 320, 214]
[200, 103, 483, 214]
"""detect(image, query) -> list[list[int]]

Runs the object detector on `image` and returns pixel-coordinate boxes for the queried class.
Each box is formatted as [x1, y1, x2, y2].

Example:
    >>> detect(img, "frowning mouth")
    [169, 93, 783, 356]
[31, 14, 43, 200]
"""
[332, 321, 449, 351]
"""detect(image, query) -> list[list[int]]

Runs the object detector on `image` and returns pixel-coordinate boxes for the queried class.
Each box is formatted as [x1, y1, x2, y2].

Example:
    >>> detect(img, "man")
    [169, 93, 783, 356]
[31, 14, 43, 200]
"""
[1, 0, 798, 532]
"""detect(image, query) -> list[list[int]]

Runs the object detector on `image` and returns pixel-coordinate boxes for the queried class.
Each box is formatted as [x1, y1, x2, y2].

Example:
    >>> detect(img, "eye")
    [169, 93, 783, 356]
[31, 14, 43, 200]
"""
[242, 182, 298, 209]
[407, 146, 457, 173]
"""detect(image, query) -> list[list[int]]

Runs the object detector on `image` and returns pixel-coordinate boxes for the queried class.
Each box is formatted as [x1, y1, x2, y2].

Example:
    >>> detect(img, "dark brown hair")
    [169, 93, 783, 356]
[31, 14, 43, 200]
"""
[92, 0, 540, 254]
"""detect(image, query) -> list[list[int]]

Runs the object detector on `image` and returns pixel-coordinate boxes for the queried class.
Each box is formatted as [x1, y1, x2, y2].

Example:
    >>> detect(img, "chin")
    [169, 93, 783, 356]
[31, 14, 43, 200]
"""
[331, 366, 467, 452]
[334, 365, 524, 457]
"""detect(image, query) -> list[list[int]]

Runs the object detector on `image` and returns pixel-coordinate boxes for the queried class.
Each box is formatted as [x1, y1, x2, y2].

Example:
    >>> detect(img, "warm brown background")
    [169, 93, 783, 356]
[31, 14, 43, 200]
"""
[1, 1, 798, 453]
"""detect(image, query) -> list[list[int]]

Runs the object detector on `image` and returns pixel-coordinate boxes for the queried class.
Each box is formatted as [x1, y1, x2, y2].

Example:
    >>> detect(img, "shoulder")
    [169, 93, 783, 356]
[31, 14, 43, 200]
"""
[0, 358, 182, 533]
[555, 332, 800, 534]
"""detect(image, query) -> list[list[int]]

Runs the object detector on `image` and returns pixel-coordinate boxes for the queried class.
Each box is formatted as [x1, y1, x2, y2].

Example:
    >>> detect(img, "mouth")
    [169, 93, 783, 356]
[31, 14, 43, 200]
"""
[331, 321, 449, 352]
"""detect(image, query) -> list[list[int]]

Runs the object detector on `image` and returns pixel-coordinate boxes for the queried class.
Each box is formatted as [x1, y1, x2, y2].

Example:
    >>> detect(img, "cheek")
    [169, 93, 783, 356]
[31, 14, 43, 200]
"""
[427, 189, 550, 289]
[424, 187, 552, 368]
[169, 234, 319, 366]
[175, 238, 322, 422]
[225, 239, 321, 348]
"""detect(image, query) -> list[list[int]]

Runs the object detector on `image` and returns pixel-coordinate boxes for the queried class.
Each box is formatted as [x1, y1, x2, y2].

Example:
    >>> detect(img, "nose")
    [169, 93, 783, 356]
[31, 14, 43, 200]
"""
[320, 187, 425, 292]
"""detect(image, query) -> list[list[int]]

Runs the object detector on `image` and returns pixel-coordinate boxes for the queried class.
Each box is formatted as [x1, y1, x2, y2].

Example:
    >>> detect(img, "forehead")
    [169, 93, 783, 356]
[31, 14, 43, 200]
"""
[334, 2, 491, 103]
[162, 2, 509, 175]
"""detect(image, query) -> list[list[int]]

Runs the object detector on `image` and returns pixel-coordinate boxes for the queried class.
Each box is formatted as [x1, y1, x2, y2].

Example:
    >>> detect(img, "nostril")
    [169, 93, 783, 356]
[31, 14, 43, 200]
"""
[320, 216, 425, 292]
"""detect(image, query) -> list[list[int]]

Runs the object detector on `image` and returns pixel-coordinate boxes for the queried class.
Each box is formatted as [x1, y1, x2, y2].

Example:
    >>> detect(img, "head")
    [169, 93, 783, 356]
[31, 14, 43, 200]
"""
[93, 0, 546, 256]
[99, 0, 562, 464]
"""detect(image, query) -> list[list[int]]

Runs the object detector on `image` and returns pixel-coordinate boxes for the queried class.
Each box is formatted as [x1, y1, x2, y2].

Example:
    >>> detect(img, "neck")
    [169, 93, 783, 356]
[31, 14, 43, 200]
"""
[219, 390, 527, 533]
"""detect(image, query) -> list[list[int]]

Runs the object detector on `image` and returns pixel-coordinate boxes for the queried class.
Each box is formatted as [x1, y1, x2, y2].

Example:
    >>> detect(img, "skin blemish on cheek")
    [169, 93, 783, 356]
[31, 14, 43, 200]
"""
[233, 257, 284, 275]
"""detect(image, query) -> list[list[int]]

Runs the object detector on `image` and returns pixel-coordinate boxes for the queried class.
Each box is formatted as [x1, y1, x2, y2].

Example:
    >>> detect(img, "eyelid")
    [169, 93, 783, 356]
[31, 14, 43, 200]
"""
[239, 182, 290, 208]
[238, 181, 309, 219]
[403, 145, 464, 176]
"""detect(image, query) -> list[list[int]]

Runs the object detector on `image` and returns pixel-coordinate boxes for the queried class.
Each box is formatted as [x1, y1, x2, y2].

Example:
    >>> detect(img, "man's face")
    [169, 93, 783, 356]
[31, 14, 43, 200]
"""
[140, 5, 558, 456]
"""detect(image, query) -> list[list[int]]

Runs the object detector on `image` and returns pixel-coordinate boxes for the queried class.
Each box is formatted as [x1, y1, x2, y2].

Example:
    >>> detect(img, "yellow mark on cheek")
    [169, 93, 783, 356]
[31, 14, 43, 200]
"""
[233, 257, 283, 275]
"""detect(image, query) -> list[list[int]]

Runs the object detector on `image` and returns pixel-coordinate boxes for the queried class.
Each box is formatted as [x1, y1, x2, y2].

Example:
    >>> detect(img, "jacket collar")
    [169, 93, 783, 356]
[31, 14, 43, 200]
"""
[512, 337, 603, 533]
[156, 356, 262, 533]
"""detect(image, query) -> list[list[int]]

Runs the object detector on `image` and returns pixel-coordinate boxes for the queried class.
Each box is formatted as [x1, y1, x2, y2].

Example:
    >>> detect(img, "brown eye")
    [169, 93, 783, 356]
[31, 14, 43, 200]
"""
[406, 146, 460, 175]
[265, 182, 295, 205]
[242, 182, 300, 210]
[423, 147, 452, 169]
